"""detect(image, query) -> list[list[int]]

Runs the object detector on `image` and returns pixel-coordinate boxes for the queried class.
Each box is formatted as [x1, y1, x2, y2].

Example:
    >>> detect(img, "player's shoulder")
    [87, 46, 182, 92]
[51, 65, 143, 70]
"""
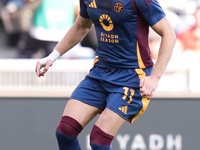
[132, 0, 159, 12]
[132, 0, 156, 8]
[132, 0, 154, 5]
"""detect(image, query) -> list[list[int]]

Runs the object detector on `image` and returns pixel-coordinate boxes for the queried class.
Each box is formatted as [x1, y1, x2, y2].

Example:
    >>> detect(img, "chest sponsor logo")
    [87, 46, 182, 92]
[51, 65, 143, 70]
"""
[99, 14, 114, 31]
[99, 15, 119, 43]
[98, 5, 121, 43]
[100, 32, 119, 43]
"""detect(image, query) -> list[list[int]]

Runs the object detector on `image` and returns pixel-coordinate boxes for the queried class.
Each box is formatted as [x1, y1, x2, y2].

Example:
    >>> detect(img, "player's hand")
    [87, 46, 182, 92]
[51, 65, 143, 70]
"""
[36, 58, 54, 77]
[139, 75, 159, 99]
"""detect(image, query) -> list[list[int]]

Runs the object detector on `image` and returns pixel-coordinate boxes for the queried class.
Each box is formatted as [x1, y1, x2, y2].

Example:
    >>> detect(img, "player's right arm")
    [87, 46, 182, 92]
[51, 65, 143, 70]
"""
[36, 15, 93, 77]
[54, 15, 93, 56]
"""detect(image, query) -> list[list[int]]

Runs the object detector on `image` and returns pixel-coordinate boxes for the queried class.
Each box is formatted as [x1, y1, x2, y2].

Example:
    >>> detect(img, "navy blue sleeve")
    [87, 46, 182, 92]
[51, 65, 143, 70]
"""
[79, 0, 90, 18]
[134, 0, 166, 26]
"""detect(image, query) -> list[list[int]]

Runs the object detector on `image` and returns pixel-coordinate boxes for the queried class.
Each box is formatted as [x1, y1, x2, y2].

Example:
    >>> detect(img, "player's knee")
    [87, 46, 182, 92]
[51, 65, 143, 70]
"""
[56, 116, 83, 137]
[90, 125, 114, 149]
[56, 116, 83, 150]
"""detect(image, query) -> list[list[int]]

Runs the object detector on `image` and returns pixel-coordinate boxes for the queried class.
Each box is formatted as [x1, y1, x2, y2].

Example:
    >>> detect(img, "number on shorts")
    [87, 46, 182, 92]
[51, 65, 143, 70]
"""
[122, 87, 135, 104]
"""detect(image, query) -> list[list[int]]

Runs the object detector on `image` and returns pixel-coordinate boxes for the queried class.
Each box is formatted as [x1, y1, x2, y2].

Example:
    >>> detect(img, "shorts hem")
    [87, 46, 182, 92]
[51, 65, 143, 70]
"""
[70, 96, 104, 111]
[106, 105, 128, 121]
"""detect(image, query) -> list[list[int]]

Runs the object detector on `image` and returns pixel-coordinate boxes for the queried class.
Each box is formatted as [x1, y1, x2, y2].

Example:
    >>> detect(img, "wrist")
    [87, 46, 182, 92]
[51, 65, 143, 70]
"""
[150, 73, 161, 81]
[48, 49, 61, 62]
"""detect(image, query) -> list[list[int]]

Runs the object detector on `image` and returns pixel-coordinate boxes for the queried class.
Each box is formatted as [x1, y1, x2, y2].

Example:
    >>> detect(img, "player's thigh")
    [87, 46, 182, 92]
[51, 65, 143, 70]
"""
[63, 99, 101, 128]
[95, 108, 126, 136]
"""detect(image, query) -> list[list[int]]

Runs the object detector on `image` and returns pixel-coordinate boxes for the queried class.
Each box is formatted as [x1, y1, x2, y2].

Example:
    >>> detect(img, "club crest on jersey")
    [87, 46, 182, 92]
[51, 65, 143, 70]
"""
[99, 14, 114, 31]
[114, 2, 123, 13]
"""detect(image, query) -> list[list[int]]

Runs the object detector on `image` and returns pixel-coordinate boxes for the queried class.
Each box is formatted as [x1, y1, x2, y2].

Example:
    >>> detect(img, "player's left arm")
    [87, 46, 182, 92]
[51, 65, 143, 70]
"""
[140, 16, 176, 98]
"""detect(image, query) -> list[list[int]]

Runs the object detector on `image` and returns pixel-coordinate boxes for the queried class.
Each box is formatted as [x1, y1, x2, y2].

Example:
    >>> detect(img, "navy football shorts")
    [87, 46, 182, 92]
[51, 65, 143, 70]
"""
[70, 59, 153, 123]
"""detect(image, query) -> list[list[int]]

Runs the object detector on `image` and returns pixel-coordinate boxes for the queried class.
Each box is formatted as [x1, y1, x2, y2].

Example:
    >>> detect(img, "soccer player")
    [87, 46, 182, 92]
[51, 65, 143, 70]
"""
[36, 0, 176, 149]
